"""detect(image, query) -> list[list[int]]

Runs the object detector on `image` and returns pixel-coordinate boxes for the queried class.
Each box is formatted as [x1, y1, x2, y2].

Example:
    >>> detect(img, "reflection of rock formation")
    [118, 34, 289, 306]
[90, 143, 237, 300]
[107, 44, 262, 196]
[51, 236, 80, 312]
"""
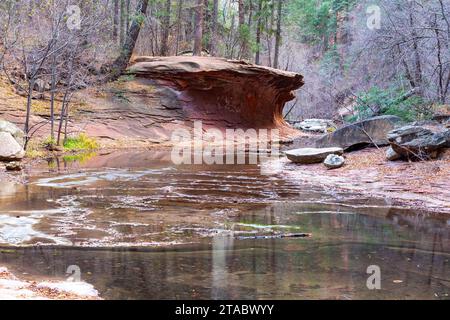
[211, 235, 234, 299]
[128, 56, 304, 135]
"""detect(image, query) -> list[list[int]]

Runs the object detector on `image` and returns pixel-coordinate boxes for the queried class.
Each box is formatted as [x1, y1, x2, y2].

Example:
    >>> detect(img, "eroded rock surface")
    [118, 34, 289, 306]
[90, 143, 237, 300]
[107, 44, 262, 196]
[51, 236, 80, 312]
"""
[128, 56, 304, 135]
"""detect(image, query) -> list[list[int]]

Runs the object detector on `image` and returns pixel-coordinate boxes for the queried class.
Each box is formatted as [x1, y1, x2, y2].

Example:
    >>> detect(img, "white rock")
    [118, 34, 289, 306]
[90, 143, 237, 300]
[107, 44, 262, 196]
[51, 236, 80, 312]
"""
[323, 154, 345, 169]
[0, 132, 25, 161]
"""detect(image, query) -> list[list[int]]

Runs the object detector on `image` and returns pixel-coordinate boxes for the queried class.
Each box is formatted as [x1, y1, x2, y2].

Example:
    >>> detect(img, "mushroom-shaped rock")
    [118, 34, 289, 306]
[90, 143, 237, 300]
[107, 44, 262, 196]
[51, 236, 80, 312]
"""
[285, 147, 344, 164]
[128, 56, 304, 135]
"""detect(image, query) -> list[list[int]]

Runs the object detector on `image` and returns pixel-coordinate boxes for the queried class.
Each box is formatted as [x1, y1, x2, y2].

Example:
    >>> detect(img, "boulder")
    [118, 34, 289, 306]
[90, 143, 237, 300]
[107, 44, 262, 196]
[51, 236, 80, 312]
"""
[386, 146, 401, 161]
[387, 126, 448, 159]
[33, 79, 50, 92]
[293, 119, 335, 133]
[315, 115, 403, 150]
[323, 154, 345, 169]
[0, 119, 24, 147]
[444, 130, 450, 147]
[0, 132, 25, 161]
[285, 147, 344, 164]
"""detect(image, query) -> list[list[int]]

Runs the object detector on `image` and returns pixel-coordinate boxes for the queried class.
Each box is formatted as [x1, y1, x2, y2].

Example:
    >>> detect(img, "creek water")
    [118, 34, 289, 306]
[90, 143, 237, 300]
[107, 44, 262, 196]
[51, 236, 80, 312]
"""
[0, 150, 448, 299]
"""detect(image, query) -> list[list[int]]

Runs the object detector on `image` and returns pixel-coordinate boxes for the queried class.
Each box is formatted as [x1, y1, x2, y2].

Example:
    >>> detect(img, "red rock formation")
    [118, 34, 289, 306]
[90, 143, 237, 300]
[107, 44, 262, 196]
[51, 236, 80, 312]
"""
[128, 56, 304, 134]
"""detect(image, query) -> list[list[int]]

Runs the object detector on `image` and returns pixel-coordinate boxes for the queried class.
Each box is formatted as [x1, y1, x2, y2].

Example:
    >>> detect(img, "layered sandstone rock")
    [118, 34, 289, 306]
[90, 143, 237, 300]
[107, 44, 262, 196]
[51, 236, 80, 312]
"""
[128, 56, 304, 134]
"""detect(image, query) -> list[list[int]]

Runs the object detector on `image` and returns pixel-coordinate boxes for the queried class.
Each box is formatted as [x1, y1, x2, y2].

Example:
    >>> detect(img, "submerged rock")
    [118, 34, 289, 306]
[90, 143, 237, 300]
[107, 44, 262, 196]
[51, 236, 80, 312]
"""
[323, 154, 345, 169]
[0, 132, 25, 162]
[316, 115, 402, 150]
[387, 125, 448, 160]
[285, 147, 344, 164]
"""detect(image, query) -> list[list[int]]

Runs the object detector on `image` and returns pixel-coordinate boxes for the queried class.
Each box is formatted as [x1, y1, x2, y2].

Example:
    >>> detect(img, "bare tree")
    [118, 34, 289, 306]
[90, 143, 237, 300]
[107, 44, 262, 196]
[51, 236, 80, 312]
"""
[193, 0, 204, 55]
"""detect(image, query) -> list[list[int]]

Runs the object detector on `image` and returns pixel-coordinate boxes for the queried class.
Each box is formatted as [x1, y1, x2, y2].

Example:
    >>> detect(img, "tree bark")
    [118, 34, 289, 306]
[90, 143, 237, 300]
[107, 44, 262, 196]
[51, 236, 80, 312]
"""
[193, 0, 204, 56]
[113, 0, 119, 41]
[120, 0, 126, 45]
[111, 0, 149, 80]
[209, 0, 218, 55]
[175, 0, 182, 55]
[238, 0, 246, 59]
[273, 0, 282, 69]
[255, 0, 263, 64]
[160, 0, 171, 56]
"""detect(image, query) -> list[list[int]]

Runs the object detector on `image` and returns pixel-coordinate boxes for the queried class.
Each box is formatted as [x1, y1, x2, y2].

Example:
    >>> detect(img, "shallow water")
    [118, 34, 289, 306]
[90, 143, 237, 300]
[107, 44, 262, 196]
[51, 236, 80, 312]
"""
[0, 151, 449, 299]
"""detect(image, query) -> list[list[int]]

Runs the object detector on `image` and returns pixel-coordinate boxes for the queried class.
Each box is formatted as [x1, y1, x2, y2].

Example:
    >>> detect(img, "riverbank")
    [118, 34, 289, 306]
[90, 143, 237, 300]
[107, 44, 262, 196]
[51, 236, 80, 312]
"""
[279, 146, 450, 214]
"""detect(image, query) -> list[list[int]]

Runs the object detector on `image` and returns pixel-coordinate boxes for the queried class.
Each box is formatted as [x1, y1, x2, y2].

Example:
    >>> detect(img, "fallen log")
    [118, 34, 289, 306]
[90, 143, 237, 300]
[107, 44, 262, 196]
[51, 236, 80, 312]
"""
[236, 233, 312, 240]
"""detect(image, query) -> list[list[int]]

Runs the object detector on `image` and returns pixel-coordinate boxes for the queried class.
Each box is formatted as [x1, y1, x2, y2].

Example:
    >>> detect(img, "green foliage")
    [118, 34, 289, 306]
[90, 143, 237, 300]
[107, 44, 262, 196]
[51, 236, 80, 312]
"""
[111, 88, 131, 103]
[287, 0, 356, 48]
[63, 152, 97, 164]
[63, 133, 99, 151]
[348, 86, 430, 122]
[320, 46, 341, 80]
[117, 74, 136, 82]
[42, 136, 57, 149]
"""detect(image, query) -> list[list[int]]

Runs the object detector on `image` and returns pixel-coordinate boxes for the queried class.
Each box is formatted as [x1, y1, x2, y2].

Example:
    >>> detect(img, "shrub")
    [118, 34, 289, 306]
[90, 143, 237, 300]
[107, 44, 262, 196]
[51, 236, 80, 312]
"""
[347, 86, 432, 123]
[63, 133, 99, 151]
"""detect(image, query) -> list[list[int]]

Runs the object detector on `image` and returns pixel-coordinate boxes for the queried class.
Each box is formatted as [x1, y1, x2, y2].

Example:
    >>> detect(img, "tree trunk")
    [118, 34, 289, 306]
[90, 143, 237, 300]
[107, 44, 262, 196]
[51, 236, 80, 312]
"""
[113, 0, 119, 41]
[50, 54, 56, 140]
[193, 0, 204, 56]
[255, 0, 263, 65]
[120, 0, 126, 45]
[273, 0, 282, 69]
[209, 0, 218, 55]
[203, 0, 210, 50]
[175, 0, 183, 55]
[238, 0, 246, 59]
[160, 0, 171, 56]
[126, 0, 131, 32]
[24, 78, 35, 149]
[111, 0, 149, 80]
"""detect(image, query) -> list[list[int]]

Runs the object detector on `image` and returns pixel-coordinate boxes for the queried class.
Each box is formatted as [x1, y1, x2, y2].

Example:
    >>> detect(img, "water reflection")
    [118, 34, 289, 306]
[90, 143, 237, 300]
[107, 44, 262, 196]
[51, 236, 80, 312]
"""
[0, 150, 448, 299]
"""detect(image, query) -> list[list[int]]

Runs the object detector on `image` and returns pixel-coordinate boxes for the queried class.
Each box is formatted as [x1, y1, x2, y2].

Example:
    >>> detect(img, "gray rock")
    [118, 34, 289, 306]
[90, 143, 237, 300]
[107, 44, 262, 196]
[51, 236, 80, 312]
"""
[444, 130, 450, 147]
[387, 126, 447, 159]
[316, 115, 403, 150]
[323, 154, 345, 169]
[293, 119, 335, 133]
[0, 119, 24, 147]
[386, 146, 401, 161]
[0, 132, 25, 161]
[33, 79, 50, 92]
[285, 147, 344, 164]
